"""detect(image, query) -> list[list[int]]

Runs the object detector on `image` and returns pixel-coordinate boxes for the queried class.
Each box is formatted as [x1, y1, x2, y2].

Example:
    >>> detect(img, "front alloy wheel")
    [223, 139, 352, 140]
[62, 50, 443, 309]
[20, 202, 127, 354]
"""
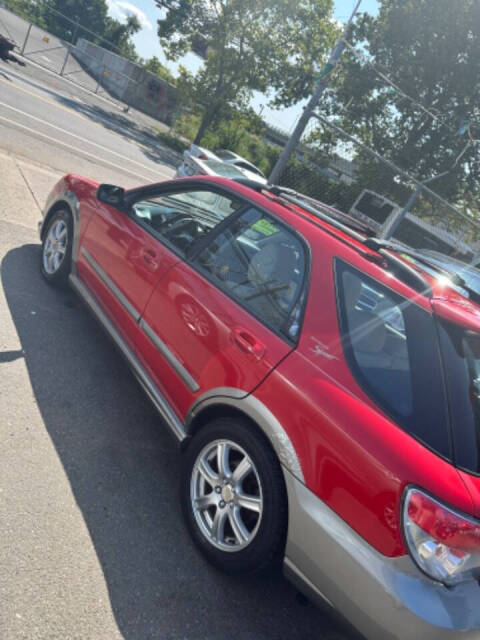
[43, 219, 68, 275]
[181, 417, 287, 574]
[40, 209, 73, 286]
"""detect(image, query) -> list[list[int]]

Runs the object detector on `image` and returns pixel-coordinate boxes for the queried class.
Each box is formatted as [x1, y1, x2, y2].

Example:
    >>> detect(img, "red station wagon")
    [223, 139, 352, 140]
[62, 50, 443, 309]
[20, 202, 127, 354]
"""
[39, 174, 480, 639]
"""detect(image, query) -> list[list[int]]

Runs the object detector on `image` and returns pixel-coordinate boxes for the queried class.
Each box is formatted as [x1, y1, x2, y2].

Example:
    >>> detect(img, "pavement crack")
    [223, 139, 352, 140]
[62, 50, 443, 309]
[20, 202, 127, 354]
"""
[14, 157, 42, 213]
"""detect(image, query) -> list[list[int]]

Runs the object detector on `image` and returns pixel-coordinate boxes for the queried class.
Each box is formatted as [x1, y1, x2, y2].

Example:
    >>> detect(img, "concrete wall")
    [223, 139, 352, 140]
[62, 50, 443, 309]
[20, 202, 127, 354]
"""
[73, 39, 178, 125]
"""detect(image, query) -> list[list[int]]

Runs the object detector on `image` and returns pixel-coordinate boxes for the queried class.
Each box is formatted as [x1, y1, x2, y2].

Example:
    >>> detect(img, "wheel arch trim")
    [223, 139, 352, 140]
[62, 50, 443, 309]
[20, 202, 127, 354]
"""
[186, 389, 305, 483]
[41, 191, 80, 275]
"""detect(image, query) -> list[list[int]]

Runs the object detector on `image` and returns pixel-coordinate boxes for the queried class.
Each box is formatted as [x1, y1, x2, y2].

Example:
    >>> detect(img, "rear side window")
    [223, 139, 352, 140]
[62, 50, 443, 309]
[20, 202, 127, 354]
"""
[335, 260, 451, 459]
[437, 322, 480, 474]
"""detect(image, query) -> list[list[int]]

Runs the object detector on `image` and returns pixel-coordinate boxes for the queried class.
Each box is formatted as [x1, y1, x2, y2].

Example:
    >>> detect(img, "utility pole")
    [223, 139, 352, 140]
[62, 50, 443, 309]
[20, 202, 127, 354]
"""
[269, 0, 362, 185]
[381, 171, 450, 241]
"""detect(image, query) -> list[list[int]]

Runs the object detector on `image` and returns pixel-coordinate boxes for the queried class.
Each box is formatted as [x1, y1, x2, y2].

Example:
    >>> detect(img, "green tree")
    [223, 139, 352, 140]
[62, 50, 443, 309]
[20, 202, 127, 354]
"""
[324, 0, 480, 203]
[142, 56, 176, 85]
[104, 13, 141, 61]
[25, 0, 141, 61]
[155, 0, 338, 144]
[44, 0, 110, 43]
[3, 0, 46, 27]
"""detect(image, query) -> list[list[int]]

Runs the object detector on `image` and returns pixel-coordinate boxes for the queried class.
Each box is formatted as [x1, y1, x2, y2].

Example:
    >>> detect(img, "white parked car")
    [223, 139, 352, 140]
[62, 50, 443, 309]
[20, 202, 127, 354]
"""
[176, 145, 268, 185]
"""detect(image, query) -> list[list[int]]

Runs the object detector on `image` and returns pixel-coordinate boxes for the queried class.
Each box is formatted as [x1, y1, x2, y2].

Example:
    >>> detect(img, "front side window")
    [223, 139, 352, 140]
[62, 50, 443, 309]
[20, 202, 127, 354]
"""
[195, 208, 307, 339]
[131, 189, 242, 254]
[336, 260, 451, 459]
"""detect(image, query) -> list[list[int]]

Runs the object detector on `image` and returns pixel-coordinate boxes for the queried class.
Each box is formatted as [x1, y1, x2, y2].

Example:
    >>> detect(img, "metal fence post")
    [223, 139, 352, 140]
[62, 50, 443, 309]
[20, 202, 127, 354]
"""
[71, 22, 79, 46]
[60, 48, 70, 76]
[95, 65, 103, 94]
[21, 22, 32, 55]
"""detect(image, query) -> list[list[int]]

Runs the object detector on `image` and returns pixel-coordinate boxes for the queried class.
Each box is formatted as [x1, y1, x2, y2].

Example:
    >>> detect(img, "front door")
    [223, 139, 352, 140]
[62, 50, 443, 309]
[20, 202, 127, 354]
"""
[136, 206, 309, 418]
[78, 197, 177, 350]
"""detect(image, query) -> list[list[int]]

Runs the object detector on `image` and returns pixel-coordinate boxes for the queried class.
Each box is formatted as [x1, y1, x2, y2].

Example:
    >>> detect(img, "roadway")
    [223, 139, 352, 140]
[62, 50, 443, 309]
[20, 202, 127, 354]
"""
[0, 50, 359, 640]
[0, 60, 175, 187]
[0, 6, 99, 92]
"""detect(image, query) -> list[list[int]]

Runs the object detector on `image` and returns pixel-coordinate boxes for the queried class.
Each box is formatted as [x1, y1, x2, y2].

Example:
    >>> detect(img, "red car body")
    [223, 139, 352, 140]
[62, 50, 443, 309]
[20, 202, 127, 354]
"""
[40, 173, 480, 639]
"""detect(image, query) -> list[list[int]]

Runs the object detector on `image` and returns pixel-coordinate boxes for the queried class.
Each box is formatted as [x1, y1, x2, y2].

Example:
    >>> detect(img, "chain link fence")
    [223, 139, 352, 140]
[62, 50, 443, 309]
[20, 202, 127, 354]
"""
[0, 2, 178, 124]
[1, 3, 116, 97]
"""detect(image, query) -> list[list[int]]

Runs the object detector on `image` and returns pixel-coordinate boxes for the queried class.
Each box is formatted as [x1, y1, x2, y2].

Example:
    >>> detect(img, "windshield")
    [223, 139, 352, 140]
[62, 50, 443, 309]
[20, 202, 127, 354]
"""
[203, 160, 247, 179]
[215, 149, 237, 160]
[234, 161, 266, 178]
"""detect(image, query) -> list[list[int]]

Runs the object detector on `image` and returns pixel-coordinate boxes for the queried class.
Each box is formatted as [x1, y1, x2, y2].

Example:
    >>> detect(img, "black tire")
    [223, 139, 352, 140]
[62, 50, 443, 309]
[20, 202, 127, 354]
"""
[40, 208, 73, 286]
[181, 417, 287, 575]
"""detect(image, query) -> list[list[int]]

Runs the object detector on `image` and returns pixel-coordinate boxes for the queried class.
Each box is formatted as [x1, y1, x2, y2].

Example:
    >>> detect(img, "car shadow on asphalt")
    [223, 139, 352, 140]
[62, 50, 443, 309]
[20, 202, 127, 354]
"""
[2, 243, 362, 640]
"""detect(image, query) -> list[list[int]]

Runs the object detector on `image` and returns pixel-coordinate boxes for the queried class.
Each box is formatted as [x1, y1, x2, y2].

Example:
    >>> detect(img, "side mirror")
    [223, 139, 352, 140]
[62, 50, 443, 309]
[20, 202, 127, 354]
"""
[97, 184, 126, 208]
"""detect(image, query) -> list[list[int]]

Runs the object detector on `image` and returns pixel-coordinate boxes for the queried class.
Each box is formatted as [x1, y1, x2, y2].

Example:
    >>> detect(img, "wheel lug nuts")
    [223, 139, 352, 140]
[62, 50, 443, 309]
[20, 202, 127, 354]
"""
[219, 500, 226, 508]
[215, 486, 221, 493]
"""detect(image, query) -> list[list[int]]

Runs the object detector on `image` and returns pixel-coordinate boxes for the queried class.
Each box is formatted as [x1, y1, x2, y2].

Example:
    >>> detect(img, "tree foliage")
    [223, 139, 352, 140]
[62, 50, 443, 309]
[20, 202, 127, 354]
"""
[142, 56, 177, 84]
[155, 0, 338, 143]
[3, 0, 141, 61]
[321, 0, 480, 204]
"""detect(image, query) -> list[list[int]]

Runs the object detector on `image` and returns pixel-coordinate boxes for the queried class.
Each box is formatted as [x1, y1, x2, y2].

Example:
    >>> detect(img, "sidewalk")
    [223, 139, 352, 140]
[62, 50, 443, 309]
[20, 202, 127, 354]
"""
[0, 150, 62, 230]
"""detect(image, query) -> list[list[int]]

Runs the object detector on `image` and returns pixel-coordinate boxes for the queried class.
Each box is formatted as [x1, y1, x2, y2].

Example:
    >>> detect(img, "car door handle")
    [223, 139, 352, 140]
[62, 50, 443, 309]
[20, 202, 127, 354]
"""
[232, 327, 265, 361]
[140, 248, 159, 271]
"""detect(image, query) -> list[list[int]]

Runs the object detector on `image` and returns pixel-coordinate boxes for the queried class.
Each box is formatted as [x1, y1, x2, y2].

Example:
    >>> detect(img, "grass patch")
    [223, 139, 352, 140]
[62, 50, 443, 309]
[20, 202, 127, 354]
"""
[157, 131, 189, 154]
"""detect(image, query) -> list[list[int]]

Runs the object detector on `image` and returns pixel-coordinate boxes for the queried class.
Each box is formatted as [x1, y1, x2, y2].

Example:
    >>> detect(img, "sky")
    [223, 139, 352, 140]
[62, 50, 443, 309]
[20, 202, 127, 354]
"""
[106, 0, 380, 131]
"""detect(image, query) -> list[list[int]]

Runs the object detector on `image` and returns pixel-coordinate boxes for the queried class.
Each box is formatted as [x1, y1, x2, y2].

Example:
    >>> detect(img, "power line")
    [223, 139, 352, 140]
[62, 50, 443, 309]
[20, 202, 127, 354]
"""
[312, 112, 480, 230]
[342, 39, 480, 153]
[342, 40, 457, 134]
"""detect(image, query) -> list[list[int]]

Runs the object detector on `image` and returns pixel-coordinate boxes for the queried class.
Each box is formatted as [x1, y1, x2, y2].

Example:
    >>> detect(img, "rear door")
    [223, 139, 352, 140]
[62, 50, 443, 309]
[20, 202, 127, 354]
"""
[136, 205, 309, 417]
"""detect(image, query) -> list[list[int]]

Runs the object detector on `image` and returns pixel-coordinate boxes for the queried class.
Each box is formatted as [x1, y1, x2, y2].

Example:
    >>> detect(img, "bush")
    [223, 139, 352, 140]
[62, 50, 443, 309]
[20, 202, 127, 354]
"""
[173, 112, 279, 177]
[157, 132, 188, 154]
[174, 113, 202, 142]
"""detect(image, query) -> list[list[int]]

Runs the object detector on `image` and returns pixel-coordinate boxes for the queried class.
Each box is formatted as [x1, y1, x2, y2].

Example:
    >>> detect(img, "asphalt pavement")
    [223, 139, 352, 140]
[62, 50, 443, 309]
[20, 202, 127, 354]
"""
[0, 6, 101, 93]
[0, 47, 360, 640]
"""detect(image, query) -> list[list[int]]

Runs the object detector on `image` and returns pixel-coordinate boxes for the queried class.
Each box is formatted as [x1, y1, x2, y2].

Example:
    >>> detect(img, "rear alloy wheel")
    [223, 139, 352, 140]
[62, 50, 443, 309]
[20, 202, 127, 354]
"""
[181, 417, 287, 574]
[40, 209, 73, 286]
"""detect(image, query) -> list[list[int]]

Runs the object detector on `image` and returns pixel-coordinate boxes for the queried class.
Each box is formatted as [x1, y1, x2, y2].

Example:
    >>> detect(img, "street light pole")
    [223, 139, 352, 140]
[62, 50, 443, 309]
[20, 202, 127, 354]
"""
[268, 0, 362, 185]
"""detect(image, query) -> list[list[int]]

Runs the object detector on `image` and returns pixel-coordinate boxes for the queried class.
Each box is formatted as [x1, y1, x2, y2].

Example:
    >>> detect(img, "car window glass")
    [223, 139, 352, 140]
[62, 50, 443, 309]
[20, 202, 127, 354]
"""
[201, 161, 246, 179]
[131, 189, 242, 254]
[438, 322, 480, 473]
[234, 161, 265, 178]
[195, 207, 306, 339]
[215, 150, 237, 160]
[336, 260, 451, 459]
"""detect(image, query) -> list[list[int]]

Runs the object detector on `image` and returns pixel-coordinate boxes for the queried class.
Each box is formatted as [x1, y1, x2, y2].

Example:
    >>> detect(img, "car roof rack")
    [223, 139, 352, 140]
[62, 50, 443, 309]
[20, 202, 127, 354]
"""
[234, 179, 433, 298]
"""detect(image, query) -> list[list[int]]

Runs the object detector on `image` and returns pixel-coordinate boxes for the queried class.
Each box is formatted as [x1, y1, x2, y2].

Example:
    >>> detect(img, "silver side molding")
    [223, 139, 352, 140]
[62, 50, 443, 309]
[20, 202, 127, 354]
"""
[81, 248, 141, 322]
[186, 390, 305, 482]
[41, 191, 81, 275]
[140, 319, 200, 393]
[80, 249, 199, 393]
[69, 274, 186, 443]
